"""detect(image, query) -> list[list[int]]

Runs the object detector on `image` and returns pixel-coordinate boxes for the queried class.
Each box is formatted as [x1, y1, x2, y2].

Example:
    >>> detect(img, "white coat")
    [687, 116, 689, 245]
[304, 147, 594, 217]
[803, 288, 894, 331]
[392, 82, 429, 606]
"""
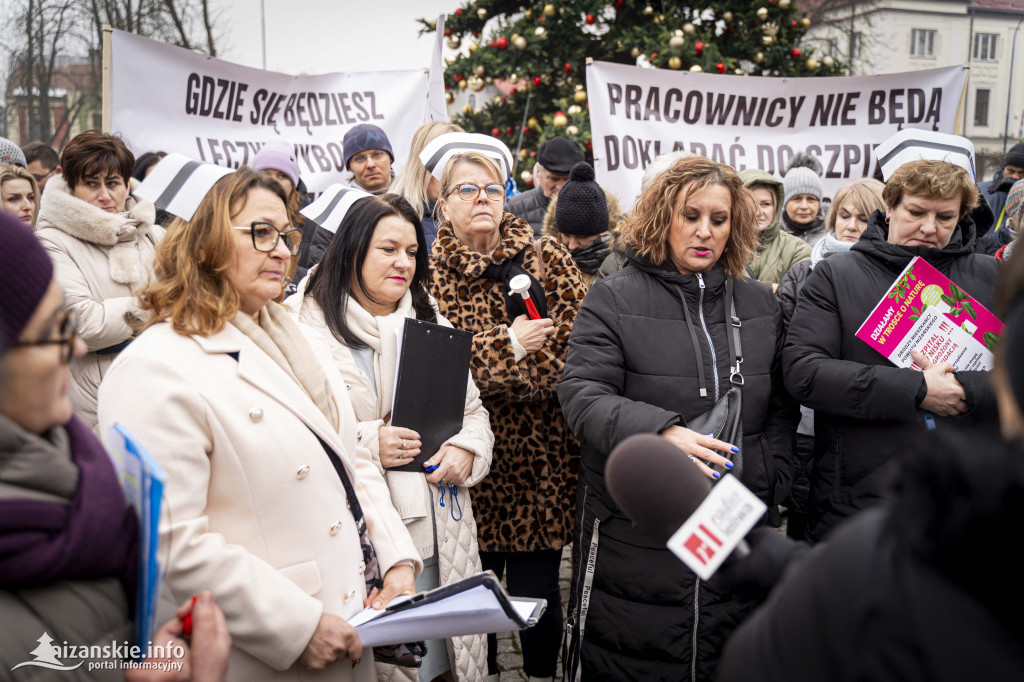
[97, 316, 421, 682]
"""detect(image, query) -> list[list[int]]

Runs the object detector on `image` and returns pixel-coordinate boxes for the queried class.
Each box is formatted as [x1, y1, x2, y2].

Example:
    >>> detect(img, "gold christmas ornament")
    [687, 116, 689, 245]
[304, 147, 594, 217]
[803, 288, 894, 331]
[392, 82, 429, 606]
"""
[429, 19, 437, 30]
[653, 14, 662, 25]
[734, 68, 744, 75]
[801, 17, 811, 28]
[468, 76, 485, 91]
[509, 73, 520, 83]
[567, 104, 581, 115]
[485, 76, 493, 84]
[756, 7, 768, 20]
[474, 65, 486, 76]
[805, 57, 819, 71]
[518, 148, 529, 160]
[444, 56, 456, 65]
[673, 29, 684, 37]
[493, 95, 504, 104]
[544, 3, 556, 17]
[762, 35, 774, 45]
[521, 170, 533, 183]
[573, 89, 588, 103]
[468, 41, 479, 51]
[527, 117, 540, 129]
[458, 79, 468, 89]
[477, 7, 487, 19]
[722, 11, 733, 22]
[535, 26, 546, 37]
[462, 104, 473, 114]
[445, 91, 455, 104]
[567, 125, 579, 136]
[643, 5, 654, 15]
[669, 35, 685, 48]
[566, 76, 575, 85]
[524, 9, 532, 19]
[683, 22, 696, 35]
[668, 56, 683, 69]
[553, 113, 568, 127]
[514, 35, 528, 50]
[631, 47, 641, 58]
[689, 64, 703, 72]
[823, 55, 835, 68]
[446, 35, 462, 49]
[779, 0, 790, 7]
[753, 51, 764, 63]
[575, 82, 585, 90]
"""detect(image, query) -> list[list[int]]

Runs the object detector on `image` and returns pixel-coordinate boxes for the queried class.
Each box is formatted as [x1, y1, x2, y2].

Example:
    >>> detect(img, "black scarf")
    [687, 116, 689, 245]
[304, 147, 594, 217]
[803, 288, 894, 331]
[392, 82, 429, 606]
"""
[481, 246, 548, 321]
[570, 233, 612, 274]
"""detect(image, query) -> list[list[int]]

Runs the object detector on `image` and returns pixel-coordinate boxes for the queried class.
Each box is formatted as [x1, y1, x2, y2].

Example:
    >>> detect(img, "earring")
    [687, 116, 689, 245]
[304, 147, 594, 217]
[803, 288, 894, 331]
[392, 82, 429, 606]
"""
[884, 215, 890, 224]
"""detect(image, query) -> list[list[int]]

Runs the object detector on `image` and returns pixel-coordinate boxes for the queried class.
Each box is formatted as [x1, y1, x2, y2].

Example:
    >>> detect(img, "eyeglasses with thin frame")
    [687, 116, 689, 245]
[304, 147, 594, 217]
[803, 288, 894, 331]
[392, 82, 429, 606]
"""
[449, 183, 505, 202]
[12, 310, 79, 364]
[30, 168, 55, 184]
[233, 222, 302, 256]
[350, 150, 388, 166]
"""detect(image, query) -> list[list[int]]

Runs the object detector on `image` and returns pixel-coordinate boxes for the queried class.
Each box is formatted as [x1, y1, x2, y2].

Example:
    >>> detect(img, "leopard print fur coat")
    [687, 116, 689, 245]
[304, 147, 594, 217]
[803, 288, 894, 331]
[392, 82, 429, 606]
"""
[429, 212, 585, 552]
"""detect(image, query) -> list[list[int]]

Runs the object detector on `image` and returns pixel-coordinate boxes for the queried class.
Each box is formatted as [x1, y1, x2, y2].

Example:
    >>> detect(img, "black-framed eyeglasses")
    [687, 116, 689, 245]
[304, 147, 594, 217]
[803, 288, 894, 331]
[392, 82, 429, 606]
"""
[449, 183, 505, 202]
[233, 222, 302, 256]
[12, 310, 78, 364]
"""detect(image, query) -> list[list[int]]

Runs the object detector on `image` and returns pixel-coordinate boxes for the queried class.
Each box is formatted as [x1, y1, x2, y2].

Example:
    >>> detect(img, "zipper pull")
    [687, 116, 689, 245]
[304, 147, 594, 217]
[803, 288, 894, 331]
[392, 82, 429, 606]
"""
[696, 273, 705, 289]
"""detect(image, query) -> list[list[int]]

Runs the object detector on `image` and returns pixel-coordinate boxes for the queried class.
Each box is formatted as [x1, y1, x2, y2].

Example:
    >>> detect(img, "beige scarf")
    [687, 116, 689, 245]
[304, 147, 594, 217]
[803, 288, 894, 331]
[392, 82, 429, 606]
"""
[231, 302, 339, 430]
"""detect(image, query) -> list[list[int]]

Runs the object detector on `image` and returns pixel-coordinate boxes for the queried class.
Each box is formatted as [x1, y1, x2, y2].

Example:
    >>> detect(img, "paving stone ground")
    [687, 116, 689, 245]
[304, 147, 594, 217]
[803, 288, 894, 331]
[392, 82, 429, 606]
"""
[494, 545, 573, 681]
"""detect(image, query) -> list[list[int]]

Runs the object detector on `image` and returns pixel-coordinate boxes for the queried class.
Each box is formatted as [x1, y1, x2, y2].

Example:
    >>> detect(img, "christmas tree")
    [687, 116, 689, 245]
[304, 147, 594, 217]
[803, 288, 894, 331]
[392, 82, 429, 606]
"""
[28, 633, 61, 666]
[419, 1, 843, 189]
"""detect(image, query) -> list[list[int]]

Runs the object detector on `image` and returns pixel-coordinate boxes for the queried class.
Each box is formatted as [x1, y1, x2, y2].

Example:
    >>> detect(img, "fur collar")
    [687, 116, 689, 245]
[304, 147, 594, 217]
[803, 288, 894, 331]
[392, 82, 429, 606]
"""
[36, 176, 156, 247]
[431, 212, 535, 280]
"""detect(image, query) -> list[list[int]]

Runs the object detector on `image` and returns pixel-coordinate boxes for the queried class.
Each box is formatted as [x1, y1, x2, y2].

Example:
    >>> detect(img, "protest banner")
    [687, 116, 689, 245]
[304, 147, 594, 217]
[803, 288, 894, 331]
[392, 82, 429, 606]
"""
[107, 29, 441, 194]
[585, 61, 968, 208]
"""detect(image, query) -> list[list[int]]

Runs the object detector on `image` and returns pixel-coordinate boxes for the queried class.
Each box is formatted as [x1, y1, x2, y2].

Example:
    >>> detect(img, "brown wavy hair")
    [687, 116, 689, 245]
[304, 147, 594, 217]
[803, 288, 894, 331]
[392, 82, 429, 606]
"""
[60, 130, 134, 189]
[137, 167, 291, 336]
[883, 160, 980, 219]
[620, 156, 758, 278]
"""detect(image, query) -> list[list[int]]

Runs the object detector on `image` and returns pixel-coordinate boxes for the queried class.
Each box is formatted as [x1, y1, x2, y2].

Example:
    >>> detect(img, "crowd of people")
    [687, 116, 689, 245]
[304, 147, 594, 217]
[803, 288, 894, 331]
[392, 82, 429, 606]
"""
[2, 120, 1023, 682]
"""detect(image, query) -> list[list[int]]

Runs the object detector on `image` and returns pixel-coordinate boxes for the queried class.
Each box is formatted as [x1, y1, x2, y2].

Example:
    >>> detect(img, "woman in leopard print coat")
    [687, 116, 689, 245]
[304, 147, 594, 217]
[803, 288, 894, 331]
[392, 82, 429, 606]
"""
[428, 148, 585, 682]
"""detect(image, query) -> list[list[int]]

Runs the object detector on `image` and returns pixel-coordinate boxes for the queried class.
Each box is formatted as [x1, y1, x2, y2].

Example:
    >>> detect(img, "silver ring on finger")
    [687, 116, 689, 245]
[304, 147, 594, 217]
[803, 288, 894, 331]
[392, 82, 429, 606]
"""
[401, 439, 406, 450]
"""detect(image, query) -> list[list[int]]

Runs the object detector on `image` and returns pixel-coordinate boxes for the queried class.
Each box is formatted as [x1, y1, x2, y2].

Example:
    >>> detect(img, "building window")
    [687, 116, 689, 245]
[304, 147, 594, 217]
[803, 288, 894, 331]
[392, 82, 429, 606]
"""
[910, 29, 936, 57]
[974, 89, 990, 127]
[973, 33, 998, 61]
[468, 95, 476, 108]
[849, 32, 864, 60]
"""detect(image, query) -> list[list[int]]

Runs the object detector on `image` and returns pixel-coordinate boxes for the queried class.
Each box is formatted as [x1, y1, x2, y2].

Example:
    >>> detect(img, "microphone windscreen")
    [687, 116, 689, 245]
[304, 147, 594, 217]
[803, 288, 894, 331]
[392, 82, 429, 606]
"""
[606, 433, 713, 541]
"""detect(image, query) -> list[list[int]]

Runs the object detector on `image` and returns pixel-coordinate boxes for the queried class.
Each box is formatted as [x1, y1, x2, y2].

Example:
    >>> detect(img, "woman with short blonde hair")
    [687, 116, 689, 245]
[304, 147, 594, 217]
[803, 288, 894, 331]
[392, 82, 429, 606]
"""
[391, 120, 465, 245]
[0, 163, 39, 227]
[559, 155, 797, 680]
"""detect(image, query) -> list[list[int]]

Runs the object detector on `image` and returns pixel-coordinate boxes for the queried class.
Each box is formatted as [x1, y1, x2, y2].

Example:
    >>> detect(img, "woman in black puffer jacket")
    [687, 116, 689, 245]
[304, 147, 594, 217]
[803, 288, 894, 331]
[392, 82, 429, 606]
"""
[558, 157, 798, 682]
[782, 160, 999, 544]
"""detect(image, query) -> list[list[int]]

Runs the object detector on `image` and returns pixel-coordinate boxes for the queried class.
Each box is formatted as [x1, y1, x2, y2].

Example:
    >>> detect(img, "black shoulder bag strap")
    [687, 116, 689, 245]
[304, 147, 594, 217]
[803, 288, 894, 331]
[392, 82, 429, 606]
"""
[481, 246, 549, 322]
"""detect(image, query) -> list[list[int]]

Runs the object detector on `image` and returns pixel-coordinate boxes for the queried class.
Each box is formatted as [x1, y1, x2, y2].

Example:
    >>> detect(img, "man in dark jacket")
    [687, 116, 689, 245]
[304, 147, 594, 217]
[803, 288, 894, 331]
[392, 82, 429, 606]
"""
[506, 137, 584, 236]
[980, 141, 1024, 234]
[782, 171, 999, 542]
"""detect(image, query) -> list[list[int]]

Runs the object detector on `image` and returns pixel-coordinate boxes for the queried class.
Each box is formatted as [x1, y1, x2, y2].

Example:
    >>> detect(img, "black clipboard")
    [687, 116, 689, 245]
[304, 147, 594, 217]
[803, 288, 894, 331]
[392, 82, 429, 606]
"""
[388, 317, 474, 472]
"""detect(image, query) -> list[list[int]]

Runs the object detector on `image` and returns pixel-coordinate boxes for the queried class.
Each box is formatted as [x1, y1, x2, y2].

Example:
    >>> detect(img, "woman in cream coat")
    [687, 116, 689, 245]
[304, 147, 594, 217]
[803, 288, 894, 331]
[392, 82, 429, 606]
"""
[35, 131, 162, 429]
[98, 168, 420, 682]
[289, 193, 492, 682]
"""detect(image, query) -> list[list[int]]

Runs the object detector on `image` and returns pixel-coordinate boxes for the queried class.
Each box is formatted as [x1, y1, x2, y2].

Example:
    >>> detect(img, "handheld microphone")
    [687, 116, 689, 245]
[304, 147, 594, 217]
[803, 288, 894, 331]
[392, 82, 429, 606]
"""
[607, 434, 764, 578]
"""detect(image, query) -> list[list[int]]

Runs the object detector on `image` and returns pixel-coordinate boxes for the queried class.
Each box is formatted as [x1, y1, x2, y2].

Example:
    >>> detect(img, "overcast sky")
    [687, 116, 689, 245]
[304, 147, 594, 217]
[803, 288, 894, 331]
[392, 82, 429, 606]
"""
[212, 0, 454, 75]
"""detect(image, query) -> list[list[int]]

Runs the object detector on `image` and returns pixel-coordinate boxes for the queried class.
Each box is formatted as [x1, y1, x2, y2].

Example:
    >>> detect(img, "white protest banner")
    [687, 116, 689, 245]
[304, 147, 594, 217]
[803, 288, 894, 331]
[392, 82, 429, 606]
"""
[109, 29, 432, 194]
[586, 61, 967, 208]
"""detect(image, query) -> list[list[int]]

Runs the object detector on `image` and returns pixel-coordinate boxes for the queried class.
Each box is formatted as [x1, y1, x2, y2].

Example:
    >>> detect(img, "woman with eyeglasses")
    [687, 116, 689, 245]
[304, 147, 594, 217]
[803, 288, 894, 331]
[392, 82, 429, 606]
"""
[34, 130, 162, 430]
[288, 193, 493, 682]
[0, 213, 233, 681]
[97, 168, 421, 681]
[427, 136, 586, 682]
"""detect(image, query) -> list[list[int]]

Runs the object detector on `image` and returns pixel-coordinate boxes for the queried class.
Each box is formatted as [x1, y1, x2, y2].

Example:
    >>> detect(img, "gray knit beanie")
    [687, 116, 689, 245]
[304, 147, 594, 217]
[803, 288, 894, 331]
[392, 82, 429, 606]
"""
[0, 137, 27, 167]
[784, 166, 823, 206]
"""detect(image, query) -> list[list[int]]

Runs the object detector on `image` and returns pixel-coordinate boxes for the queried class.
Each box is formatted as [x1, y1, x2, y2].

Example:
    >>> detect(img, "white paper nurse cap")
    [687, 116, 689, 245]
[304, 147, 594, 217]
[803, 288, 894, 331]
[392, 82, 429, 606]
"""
[299, 184, 373, 234]
[874, 128, 976, 182]
[134, 153, 234, 221]
[419, 132, 514, 181]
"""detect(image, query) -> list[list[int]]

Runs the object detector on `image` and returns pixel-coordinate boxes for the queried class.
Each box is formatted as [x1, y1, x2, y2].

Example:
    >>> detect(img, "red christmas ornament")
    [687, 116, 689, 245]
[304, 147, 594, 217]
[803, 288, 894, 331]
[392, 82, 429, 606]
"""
[453, 74, 463, 82]
[454, 7, 462, 14]
[615, 0, 623, 6]
[473, 31, 480, 37]
[530, 151, 536, 157]
[444, 27, 452, 36]
[510, 87, 518, 94]
[717, 62, 725, 73]
[533, 76, 542, 86]
[695, 41, 704, 55]
[587, 140, 594, 151]
[491, 127, 501, 137]
[496, 36, 508, 50]
[538, 14, 545, 21]
[585, 14, 595, 24]
[791, 20, 798, 28]
[506, 126, 514, 136]
[791, 47, 802, 58]
[651, 51, 658, 58]
[489, 40, 496, 47]
[564, 61, 572, 73]
[555, 110, 565, 116]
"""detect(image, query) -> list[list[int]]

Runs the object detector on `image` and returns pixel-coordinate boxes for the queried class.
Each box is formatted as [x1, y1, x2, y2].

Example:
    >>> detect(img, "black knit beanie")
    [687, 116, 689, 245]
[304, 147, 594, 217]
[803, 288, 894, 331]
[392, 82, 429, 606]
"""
[555, 162, 608, 236]
[1, 214, 54, 354]
[1006, 142, 1024, 170]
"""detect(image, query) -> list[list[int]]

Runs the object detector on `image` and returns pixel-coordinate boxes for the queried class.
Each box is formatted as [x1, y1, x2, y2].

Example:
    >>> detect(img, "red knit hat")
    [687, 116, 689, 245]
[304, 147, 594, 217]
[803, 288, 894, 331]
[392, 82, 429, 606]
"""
[1, 214, 54, 354]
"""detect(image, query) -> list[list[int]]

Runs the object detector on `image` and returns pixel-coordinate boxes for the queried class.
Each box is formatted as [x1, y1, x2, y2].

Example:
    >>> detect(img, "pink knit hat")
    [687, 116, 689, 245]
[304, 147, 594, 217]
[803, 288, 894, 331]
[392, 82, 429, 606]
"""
[252, 139, 299, 187]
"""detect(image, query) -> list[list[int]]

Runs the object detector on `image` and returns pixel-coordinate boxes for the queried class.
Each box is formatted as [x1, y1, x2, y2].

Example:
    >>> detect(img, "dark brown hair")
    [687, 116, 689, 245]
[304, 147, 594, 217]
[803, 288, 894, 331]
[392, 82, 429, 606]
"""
[21, 141, 59, 170]
[59, 130, 135, 190]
